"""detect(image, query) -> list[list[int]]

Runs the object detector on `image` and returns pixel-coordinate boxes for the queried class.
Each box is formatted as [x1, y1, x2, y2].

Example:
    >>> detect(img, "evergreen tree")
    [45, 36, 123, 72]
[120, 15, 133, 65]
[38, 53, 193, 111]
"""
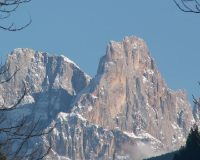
[173, 124, 200, 160]
[0, 152, 6, 160]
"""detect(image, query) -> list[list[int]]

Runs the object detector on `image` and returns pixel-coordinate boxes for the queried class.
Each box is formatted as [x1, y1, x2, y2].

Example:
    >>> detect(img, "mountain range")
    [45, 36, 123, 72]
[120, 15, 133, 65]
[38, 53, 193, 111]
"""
[0, 36, 199, 160]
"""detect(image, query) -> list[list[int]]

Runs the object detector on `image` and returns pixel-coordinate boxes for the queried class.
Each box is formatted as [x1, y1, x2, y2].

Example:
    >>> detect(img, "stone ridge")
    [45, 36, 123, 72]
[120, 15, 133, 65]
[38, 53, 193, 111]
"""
[97, 36, 150, 75]
[7, 48, 91, 93]
[72, 36, 194, 153]
[0, 49, 92, 159]
[0, 36, 196, 160]
[0, 48, 91, 120]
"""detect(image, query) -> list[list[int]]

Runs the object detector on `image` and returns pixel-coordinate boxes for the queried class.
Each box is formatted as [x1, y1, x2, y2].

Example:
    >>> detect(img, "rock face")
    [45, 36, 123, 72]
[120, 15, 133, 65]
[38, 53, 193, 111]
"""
[0, 49, 90, 122]
[73, 36, 194, 151]
[193, 99, 200, 123]
[0, 36, 195, 160]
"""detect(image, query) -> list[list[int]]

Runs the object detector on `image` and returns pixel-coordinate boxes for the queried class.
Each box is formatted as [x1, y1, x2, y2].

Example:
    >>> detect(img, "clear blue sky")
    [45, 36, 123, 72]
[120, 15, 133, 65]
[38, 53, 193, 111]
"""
[1, 0, 200, 102]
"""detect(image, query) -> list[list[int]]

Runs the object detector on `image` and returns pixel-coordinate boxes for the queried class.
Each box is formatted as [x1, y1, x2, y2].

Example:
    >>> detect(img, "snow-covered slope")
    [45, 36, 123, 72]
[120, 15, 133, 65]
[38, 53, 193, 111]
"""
[0, 36, 196, 160]
[44, 111, 165, 160]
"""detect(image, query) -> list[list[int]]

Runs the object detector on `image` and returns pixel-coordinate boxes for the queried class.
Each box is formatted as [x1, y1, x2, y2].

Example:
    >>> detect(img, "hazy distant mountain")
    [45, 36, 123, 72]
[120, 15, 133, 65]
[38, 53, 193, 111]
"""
[0, 36, 196, 160]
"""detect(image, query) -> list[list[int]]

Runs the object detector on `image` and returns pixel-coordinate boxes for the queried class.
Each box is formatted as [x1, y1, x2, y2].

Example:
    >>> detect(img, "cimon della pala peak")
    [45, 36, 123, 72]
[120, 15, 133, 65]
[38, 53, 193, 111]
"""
[0, 36, 198, 160]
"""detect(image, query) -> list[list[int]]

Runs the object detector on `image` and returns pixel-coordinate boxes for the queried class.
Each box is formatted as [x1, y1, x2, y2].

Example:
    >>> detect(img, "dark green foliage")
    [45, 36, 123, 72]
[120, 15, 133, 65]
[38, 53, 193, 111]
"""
[0, 152, 6, 160]
[146, 124, 200, 160]
[173, 124, 200, 160]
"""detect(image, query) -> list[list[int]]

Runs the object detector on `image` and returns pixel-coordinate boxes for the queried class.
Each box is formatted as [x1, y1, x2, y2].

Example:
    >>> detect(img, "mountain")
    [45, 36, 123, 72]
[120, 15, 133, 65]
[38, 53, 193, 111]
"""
[0, 36, 196, 160]
[71, 36, 194, 154]
[0, 48, 90, 120]
[0, 49, 91, 159]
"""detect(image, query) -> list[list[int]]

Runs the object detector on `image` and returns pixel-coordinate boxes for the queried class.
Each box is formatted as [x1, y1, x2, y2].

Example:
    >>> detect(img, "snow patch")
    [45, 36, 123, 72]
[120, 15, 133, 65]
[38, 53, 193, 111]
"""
[123, 131, 143, 140]
[53, 128, 60, 136]
[91, 94, 98, 99]
[172, 137, 177, 144]
[123, 131, 162, 144]
[171, 123, 178, 130]
[133, 42, 138, 49]
[76, 113, 87, 121]
[88, 106, 93, 112]
[61, 55, 80, 69]
[21, 95, 35, 104]
[140, 132, 162, 144]
[58, 112, 69, 121]
[143, 76, 148, 83]
[147, 69, 154, 75]
[53, 74, 60, 88]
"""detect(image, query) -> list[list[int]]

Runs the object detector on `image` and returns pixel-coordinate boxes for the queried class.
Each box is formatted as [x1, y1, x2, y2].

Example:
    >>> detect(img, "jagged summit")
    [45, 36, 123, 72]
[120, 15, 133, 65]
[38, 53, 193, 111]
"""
[1, 49, 91, 118]
[0, 36, 196, 160]
[9, 48, 82, 71]
[97, 36, 152, 75]
[108, 36, 149, 58]
[73, 36, 193, 153]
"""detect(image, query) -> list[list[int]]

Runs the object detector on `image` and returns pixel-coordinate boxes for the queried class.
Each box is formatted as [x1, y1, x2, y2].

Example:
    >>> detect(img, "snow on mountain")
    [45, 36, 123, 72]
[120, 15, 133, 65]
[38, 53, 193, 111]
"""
[71, 36, 194, 157]
[0, 36, 196, 160]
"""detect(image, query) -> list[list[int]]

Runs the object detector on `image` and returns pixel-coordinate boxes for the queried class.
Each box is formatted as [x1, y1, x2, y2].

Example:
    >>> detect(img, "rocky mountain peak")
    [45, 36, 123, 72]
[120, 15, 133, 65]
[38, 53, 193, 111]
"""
[98, 36, 154, 77]
[0, 36, 196, 159]
[108, 36, 149, 59]
[6, 48, 91, 93]
[73, 36, 193, 152]
[0, 49, 91, 121]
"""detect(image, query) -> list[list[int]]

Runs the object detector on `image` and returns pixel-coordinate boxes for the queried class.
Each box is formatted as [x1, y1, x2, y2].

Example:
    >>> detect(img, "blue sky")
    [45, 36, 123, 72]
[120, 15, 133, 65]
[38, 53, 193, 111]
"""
[1, 0, 200, 102]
